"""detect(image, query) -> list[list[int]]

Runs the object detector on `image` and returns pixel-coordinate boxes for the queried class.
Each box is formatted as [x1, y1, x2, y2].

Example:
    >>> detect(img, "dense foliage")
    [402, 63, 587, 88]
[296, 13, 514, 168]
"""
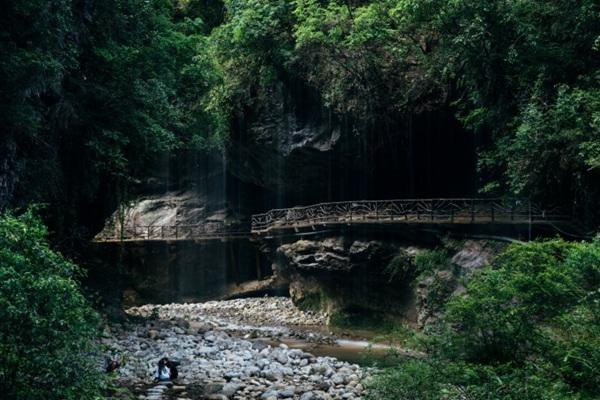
[367, 238, 600, 399]
[2, 0, 599, 238]
[1, 1, 599, 398]
[203, 0, 599, 213]
[1, 0, 225, 245]
[0, 210, 103, 399]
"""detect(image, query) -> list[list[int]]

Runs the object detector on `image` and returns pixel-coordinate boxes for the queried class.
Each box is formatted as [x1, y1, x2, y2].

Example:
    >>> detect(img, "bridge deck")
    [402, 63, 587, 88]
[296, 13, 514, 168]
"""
[94, 198, 572, 242]
[95, 232, 252, 243]
[251, 216, 569, 234]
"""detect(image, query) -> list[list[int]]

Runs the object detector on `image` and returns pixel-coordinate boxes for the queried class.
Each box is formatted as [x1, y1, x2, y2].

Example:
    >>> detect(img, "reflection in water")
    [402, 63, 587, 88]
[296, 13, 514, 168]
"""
[266, 336, 418, 367]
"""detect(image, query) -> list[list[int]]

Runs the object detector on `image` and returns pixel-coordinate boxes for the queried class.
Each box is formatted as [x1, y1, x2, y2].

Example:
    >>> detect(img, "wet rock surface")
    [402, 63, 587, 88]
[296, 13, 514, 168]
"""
[272, 237, 417, 322]
[276, 238, 395, 272]
[127, 297, 326, 331]
[95, 190, 244, 241]
[105, 297, 368, 399]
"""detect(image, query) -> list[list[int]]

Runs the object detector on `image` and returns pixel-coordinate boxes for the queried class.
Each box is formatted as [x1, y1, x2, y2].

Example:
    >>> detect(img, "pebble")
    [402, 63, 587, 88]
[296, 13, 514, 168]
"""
[104, 297, 367, 399]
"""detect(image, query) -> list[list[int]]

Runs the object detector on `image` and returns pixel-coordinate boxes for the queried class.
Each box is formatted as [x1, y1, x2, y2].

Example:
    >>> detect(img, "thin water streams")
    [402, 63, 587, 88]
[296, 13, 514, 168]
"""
[265, 336, 412, 367]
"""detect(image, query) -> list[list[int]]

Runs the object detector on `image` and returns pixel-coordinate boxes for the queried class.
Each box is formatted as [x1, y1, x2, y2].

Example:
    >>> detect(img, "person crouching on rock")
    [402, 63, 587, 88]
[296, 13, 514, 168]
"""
[154, 357, 171, 382]
[105, 357, 121, 373]
[166, 359, 180, 380]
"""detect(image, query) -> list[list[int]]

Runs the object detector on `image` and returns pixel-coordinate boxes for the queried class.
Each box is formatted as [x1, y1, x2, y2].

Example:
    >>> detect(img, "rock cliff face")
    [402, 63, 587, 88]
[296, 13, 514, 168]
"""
[226, 79, 477, 207]
[277, 238, 396, 272]
[266, 236, 504, 327]
[90, 239, 270, 307]
[268, 235, 418, 323]
[226, 81, 343, 206]
[95, 190, 245, 240]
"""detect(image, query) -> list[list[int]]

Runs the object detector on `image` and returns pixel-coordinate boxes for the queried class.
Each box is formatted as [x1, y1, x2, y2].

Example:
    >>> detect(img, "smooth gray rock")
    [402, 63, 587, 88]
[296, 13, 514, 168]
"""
[222, 382, 242, 396]
[207, 395, 229, 400]
[261, 390, 279, 399]
[279, 386, 295, 397]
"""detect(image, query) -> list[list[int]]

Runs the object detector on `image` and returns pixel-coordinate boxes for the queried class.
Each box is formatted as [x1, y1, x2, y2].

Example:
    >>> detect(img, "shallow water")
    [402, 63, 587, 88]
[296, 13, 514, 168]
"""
[265, 336, 411, 367]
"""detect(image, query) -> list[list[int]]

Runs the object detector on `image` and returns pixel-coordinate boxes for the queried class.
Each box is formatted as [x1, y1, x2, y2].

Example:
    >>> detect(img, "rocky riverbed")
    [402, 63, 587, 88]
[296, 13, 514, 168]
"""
[104, 297, 369, 400]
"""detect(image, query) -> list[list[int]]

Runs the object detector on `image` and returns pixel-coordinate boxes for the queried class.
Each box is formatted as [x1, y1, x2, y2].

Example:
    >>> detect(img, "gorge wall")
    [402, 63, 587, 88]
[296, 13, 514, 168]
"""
[226, 79, 477, 210]
[92, 78, 483, 320]
[259, 227, 503, 327]
[90, 239, 271, 307]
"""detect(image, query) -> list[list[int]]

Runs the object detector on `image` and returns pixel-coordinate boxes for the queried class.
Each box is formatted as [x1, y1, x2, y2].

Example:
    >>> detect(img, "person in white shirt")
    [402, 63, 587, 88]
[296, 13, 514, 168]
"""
[154, 357, 170, 382]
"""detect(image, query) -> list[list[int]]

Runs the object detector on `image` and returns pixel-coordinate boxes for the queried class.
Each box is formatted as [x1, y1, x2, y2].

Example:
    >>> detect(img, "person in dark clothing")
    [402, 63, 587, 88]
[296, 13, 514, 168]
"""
[166, 359, 180, 380]
[154, 357, 170, 382]
[105, 358, 121, 373]
[154, 357, 180, 381]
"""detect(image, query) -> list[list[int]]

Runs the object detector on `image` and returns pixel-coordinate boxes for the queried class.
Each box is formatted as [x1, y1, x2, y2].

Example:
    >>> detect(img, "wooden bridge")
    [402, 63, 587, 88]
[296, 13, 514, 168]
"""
[95, 222, 252, 242]
[250, 198, 570, 236]
[96, 198, 572, 242]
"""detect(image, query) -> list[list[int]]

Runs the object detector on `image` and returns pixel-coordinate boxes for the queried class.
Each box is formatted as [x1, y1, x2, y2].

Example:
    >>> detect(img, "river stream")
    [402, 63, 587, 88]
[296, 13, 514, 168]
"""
[104, 297, 402, 399]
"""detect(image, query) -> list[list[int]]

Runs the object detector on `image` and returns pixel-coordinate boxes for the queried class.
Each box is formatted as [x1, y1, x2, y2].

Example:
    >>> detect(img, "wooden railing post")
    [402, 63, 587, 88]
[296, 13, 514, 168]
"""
[471, 200, 475, 223]
[430, 200, 434, 221]
[491, 204, 495, 223]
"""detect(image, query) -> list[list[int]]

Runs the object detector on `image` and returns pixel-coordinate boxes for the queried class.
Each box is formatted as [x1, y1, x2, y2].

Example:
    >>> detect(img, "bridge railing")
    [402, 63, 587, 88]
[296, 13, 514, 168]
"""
[98, 222, 250, 241]
[250, 198, 570, 233]
[96, 198, 571, 240]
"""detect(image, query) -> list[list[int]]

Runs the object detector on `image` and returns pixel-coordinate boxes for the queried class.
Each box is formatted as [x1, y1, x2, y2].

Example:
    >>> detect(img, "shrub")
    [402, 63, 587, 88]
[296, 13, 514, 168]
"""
[413, 248, 452, 279]
[366, 359, 576, 400]
[384, 251, 414, 282]
[367, 238, 600, 399]
[365, 359, 447, 400]
[0, 210, 104, 399]
[444, 239, 579, 362]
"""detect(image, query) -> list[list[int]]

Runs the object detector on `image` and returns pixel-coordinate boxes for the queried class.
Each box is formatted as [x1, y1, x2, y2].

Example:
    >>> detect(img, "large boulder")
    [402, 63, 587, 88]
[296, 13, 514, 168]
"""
[276, 238, 393, 272]
[226, 80, 344, 203]
[272, 236, 418, 321]
[270, 236, 506, 327]
[95, 190, 244, 240]
[451, 240, 498, 272]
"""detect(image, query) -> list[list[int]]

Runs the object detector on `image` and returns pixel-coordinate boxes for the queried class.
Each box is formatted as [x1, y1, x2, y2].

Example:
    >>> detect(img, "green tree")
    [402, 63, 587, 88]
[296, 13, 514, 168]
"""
[1, 0, 225, 244]
[0, 0, 76, 141]
[497, 80, 600, 214]
[201, 0, 294, 125]
[367, 238, 600, 399]
[0, 210, 104, 399]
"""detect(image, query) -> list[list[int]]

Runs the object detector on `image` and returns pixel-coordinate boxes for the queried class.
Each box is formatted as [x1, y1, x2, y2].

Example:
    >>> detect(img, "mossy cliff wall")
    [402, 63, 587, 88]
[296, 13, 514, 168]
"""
[262, 233, 504, 327]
